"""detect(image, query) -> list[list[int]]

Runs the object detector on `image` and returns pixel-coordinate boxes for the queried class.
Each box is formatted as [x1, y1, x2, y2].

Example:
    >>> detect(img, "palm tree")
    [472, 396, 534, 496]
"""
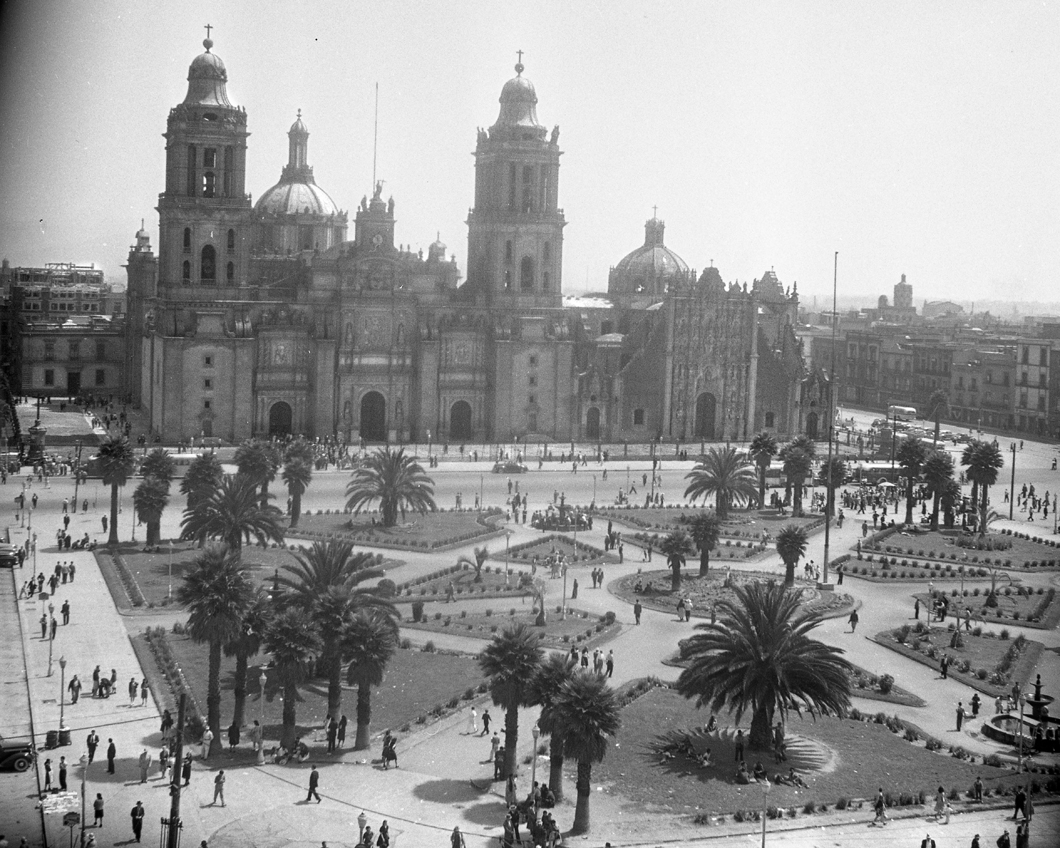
[923, 449, 955, 530]
[345, 609, 400, 750]
[235, 438, 281, 495]
[140, 448, 175, 484]
[478, 623, 544, 779]
[345, 446, 436, 527]
[683, 512, 722, 577]
[896, 437, 927, 524]
[177, 546, 254, 756]
[284, 437, 315, 465]
[683, 446, 758, 519]
[778, 441, 814, 517]
[98, 435, 136, 545]
[457, 546, 490, 582]
[775, 524, 808, 586]
[815, 456, 846, 517]
[180, 474, 285, 557]
[928, 388, 949, 446]
[749, 431, 779, 510]
[675, 580, 853, 751]
[263, 607, 321, 749]
[282, 457, 313, 528]
[132, 476, 169, 546]
[660, 529, 694, 591]
[526, 652, 578, 802]
[223, 588, 272, 728]
[180, 453, 224, 545]
[961, 440, 1004, 536]
[275, 540, 384, 598]
[552, 670, 621, 834]
[938, 477, 962, 529]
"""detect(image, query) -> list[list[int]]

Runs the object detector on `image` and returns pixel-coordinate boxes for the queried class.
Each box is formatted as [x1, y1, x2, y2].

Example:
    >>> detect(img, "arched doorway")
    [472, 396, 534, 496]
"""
[586, 407, 601, 440]
[806, 410, 819, 440]
[450, 401, 473, 440]
[694, 393, 717, 440]
[268, 402, 292, 437]
[360, 391, 386, 441]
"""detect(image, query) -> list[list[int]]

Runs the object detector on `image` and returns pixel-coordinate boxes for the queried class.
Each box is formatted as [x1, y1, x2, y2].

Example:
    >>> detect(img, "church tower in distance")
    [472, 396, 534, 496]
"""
[466, 57, 565, 308]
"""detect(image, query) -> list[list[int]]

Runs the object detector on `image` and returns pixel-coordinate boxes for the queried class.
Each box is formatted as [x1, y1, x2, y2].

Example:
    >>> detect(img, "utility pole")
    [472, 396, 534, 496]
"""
[164, 694, 186, 848]
[1009, 442, 1016, 521]
[822, 251, 838, 586]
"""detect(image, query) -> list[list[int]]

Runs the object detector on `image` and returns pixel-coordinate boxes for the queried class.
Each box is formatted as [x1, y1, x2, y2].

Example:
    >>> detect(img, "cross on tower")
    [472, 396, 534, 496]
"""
[516, 49, 524, 64]
[204, 23, 213, 39]
[652, 205, 658, 219]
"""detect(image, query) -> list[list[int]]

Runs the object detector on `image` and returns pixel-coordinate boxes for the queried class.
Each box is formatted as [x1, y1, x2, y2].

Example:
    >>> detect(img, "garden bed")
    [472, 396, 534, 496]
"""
[594, 506, 825, 538]
[402, 605, 620, 650]
[861, 528, 1060, 571]
[504, 534, 615, 566]
[392, 560, 534, 601]
[290, 507, 506, 551]
[872, 624, 1045, 698]
[913, 587, 1059, 629]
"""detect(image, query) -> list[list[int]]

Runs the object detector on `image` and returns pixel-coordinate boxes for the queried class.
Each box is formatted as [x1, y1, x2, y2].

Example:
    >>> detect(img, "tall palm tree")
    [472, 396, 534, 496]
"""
[896, 437, 927, 524]
[282, 457, 313, 528]
[235, 438, 281, 495]
[132, 476, 169, 546]
[275, 540, 384, 598]
[553, 671, 621, 834]
[177, 546, 254, 756]
[345, 446, 436, 527]
[778, 442, 814, 517]
[749, 431, 779, 510]
[683, 512, 722, 577]
[660, 529, 693, 591]
[478, 623, 544, 779]
[928, 388, 949, 446]
[140, 448, 175, 484]
[923, 449, 955, 530]
[263, 607, 321, 749]
[180, 474, 285, 557]
[938, 477, 962, 529]
[961, 440, 1004, 536]
[345, 609, 400, 750]
[675, 580, 852, 751]
[284, 437, 315, 466]
[526, 652, 578, 802]
[775, 524, 808, 586]
[683, 446, 758, 519]
[180, 453, 224, 546]
[815, 457, 846, 517]
[98, 435, 136, 545]
[223, 588, 272, 728]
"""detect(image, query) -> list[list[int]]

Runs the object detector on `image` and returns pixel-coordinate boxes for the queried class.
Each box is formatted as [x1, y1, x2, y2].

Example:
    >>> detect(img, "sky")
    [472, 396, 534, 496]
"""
[1, 0, 1058, 307]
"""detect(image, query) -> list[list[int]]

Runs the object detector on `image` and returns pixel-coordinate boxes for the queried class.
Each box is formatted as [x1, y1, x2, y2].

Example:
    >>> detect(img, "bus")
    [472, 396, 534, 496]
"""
[887, 405, 917, 422]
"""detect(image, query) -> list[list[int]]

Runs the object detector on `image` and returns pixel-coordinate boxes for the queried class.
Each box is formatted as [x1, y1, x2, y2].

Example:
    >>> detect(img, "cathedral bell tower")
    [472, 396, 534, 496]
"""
[466, 57, 565, 307]
[157, 34, 252, 292]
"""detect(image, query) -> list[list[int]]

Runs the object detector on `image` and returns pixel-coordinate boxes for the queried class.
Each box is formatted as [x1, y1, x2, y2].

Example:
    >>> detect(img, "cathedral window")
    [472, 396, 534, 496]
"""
[224, 147, 234, 196]
[203, 148, 216, 168]
[227, 229, 235, 251]
[300, 226, 313, 251]
[203, 171, 216, 198]
[520, 256, 534, 290]
[633, 409, 645, 426]
[183, 228, 191, 252]
[95, 369, 106, 386]
[542, 272, 551, 291]
[186, 145, 196, 196]
[522, 166, 533, 212]
[200, 245, 216, 282]
[505, 241, 513, 264]
[504, 269, 512, 290]
[182, 260, 191, 283]
[765, 412, 775, 428]
[226, 262, 234, 282]
[44, 369, 54, 386]
[508, 162, 517, 211]
[543, 242, 551, 263]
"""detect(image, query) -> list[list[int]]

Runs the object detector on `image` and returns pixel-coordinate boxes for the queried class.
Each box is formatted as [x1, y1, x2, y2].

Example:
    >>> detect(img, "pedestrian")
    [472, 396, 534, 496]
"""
[971, 693, 981, 717]
[1012, 785, 1027, 820]
[59, 756, 67, 790]
[44, 758, 53, 791]
[633, 599, 642, 624]
[377, 821, 390, 848]
[848, 609, 859, 633]
[106, 739, 116, 774]
[971, 836, 980, 848]
[337, 715, 347, 748]
[940, 654, 949, 679]
[451, 826, 466, 848]
[957, 702, 965, 731]
[101, 515, 107, 533]
[201, 726, 213, 759]
[734, 729, 744, 762]
[91, 666, 100, 698]
[87, 730, 99, 763]
[61, 599, 70, 625]
[872, 787, 888, 825]
[605, 649, 614, 678]
[159, 745, 169, 779]
[997, 830, 1010, 848]
[467, 706, 477, 735]
[130, 801, 145, 842]
[128, 677, 138, 706]
[93, 793, 104, 827]
[140, 679, 149, 706]
[921, 834, 936, 848]
[181, 757, 192, 787]
[306, 764, 322, 802]
[138, 749, 151, 783]
[934, 786, 949, 823]
[493, 746, 504, 780]
[39, 614, 47, 640]
[490, 732, 501, 764]
[212, 770, 226, 806]
[50, 616, 58, 640]
[973, 775, 983, 802]
[571, 578, 578, 599]
[160, 710, 173, 742]
[228, 722, 239, 750]
[481, 709, 491, 736]
[68, 674, 82, 704]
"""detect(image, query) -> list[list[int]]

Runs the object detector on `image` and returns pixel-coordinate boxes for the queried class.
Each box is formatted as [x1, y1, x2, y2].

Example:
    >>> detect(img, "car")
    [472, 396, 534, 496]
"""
[0, 735, 35, 771]
[0, 544, 19, 568]
[492, 461, 528, 474]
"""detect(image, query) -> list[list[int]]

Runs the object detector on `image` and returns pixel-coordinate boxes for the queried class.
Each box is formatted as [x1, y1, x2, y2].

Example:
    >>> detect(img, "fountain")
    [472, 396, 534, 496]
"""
[982, 675, 1058, 754]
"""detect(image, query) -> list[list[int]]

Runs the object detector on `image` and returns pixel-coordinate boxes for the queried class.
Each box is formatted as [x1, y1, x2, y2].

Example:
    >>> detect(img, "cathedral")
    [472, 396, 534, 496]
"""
[126, 37, 811, 445]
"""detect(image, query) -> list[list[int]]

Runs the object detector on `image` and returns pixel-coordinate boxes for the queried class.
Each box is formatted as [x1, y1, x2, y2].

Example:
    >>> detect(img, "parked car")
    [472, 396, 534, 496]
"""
[0, 544, 19, 568]
[492, 461, 528, 474]
[0, 735, 35, 771]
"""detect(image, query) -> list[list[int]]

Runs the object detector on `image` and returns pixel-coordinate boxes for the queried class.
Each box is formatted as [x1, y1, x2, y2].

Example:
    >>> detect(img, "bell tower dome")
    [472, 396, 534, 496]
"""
[466, 56, 565, 306]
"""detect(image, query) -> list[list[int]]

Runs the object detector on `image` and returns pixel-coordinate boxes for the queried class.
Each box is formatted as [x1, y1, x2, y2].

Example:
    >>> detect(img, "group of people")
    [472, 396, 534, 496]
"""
[566, 644, 615, 677]
[501, 779, 560, 848]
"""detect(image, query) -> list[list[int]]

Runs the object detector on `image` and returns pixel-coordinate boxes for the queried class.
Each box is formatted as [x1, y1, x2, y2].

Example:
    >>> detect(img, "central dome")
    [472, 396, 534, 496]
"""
[609, 217, 690, 298]
[255, 182, 339, 217]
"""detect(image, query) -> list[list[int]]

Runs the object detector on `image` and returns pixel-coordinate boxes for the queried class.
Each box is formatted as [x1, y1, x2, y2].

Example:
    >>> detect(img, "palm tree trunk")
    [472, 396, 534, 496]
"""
[147, 518, 160, 546]
[231, 652, 248, 728]
[749, 704, 773, 751]
[784, 560, 795, 587]
[291, 491, 302, 528]
[503, 706, 519, 779]
[930, 492, 940, 531]
[904, 478, 915, 525]
[757, 467, 767, 512]
[548, 736, 565, 802]
[793, 482, 803, 517]
[208, 639, 223, 756]
[326, 651, 343, 722]
[980, 484, 989, 537]
[281, 683, 298, 749]
[108, 484, 120, 545]
[698, 549, 710, 577]
[670, 560, 681, 591]
[355, 683, 372, 750]
[571, 760, 592, 834]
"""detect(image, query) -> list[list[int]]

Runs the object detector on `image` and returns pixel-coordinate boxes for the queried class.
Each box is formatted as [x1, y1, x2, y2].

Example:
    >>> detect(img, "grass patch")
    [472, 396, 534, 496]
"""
[862, 528, 1060, 571]
[396, 563, 534, 600]
[505, 534, 615, 566]
[292, 508, 504, 551]
[402, 605, 619, 649]
[596, 507, 824, 538]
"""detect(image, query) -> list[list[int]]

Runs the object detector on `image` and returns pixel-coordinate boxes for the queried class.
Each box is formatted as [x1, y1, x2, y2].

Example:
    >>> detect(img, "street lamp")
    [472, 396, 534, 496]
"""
[505, 531, 511, 586]
[59, 655, 67, 734]
[47, 601, 55, 676]
[357, 811, 368, 840]
[169, 542, 175, 600]
[79, 752, 88, 848]
[530, 724, 540, 813]
[1009, 443, 1016, 520]
[1017, 692, 1027, 773]
[257, 671, 267, 765]
[761, 778, 772, 848]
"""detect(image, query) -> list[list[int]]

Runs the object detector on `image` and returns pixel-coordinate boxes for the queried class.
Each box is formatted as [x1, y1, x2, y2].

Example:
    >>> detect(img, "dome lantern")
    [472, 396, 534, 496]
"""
[183, 35, 235, 109]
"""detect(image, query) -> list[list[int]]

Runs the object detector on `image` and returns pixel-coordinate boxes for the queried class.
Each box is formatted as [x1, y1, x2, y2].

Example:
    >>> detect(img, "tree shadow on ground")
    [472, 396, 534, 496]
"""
[460, 798, 510, 826]
[412, 778, 484, 804]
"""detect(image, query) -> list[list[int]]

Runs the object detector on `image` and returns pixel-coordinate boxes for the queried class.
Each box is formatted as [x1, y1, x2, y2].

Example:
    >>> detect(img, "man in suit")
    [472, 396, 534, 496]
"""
[920, 834, 935, 848]
[106, 739, 117, 774]
[130, 801, 145, 842]
[86, 730, 99, 763]
[306, 764, 321, 802]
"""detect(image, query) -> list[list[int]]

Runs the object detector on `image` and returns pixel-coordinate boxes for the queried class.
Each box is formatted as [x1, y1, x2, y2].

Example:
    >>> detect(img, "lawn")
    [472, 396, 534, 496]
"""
[873, 624, 1045, 698]
[594, 687, 1021, 817]
[151, 630, 486, 748]
[292, 507, 504, 551]
[596, 506, 825, 539]
[913, 587, 1059, 629]
[610, 569, 854, 621]
[863, 527, 1060, 571]
[402, 605, 620, 650]
[505, 534, 616, 566]
[393, 561, 535, 601]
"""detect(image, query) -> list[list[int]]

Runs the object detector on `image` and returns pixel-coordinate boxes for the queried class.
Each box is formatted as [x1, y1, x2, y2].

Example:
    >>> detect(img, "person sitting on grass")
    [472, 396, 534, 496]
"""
[705, 715, 718, 733]
[752, 761, 768, 781]
[775, 768, 807, 787]
[735, 762, 752, 784]
[696, 748, 713, 768]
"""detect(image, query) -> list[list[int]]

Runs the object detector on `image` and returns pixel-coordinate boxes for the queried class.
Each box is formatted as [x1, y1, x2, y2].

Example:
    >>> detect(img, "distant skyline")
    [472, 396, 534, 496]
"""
[1, 1, 1058, 303]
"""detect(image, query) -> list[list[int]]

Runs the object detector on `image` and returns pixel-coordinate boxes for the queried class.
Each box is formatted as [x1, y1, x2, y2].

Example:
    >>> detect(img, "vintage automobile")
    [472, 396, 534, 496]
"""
[492, 461, 528, 474]
[0, 735, 35, 771]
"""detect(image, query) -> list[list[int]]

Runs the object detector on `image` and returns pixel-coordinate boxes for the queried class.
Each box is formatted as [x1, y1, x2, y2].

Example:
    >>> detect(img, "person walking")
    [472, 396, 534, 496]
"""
[39, 614, 47, 640]
[872, 787, 888, 825]
[106, 739, 116, 774]
[466, 706, 477, 735]
[957, 702, 966, 731]
[50, 615, 58, 640]
[633, 600, 642, 624]
[128, 677, 138, 707]
[91, 666, 101, 698]
[86, 730, 99, 763]
[306, 764, 322, 802]
[201, 726, 213, 759]
[58, 756, 68, 791]
[848, 609, 859, 633]
[450, 827, 466, 848]
[997, 828, 1011, 848]
[212, 770, 226, 806]
[61, 600, 70, 625]
[734, 730, 744, 762]
[140, 679, 149, 707]
[914, 598, 920, 619]
[337, 715, 347, 748]
[93, 793, 104, 828]
[1012, 785, 1027, 820]
[605, 650, 614, 678]
[130, 801, 145, 842]
[181, 757, 192, 787]
[159, 745, 169, 780]
[68, 674, 81, 704]
[920, 834, 936, 848]
[138, 749, 151, 783]
[490, 732, 501, 765]
[940, 654, 949, 679]
[43, 758, 53, 791]
[481, 709, 491, 736]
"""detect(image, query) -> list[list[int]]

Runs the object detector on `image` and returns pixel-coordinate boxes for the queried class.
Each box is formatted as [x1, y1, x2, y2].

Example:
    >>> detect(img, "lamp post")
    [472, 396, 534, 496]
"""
[59, 655, 67, 733]
[504, 531, 511, 586]
[257, 671, 267, 765]
[357, 811, 368, 841]
[561, 553, 568, 621]
[47, 601, 55, 676]
[1017, 692, 1027, 773]
[822, 251, 838, 586]
[168, 541, 175, 600]
[79, 752, 88, 848]
[530, 724, 540, 813]
[1009, 442, 1016, 520]
[761, 778, 772, 848]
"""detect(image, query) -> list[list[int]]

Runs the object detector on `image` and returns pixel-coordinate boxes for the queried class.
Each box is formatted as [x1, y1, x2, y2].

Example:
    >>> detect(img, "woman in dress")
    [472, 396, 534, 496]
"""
[466, 706, 477, 735]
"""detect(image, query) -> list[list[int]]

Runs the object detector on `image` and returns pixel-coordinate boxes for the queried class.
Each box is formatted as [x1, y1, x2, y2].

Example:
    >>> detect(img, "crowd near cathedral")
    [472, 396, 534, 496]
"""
[53, 37, 816, 445]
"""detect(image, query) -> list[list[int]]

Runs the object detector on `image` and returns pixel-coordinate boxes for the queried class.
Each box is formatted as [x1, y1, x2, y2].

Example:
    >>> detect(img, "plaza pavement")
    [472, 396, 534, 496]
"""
[2, 408, 1058, 848]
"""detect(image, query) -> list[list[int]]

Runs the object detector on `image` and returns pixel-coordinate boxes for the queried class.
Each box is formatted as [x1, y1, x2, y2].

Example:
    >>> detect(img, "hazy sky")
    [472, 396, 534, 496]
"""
[1, 1, 1057, 305]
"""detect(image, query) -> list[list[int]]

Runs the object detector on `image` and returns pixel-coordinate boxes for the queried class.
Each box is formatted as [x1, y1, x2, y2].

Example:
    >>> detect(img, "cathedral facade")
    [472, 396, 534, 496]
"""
[127, 38, 808, 445]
